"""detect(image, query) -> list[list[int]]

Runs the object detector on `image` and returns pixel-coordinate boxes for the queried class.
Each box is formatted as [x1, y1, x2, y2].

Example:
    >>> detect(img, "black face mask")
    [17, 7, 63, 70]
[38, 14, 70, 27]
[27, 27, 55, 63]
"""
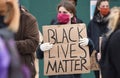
[0, 15, 7, 28]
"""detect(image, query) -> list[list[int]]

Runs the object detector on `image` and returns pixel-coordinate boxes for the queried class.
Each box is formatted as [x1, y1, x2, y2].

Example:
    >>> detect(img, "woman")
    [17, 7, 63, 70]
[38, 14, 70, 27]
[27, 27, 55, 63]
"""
[87, 0, 110, 78]
[100, 7, 120, 78]
[37, 1, 83, 78]
[50, 0, 83, 25]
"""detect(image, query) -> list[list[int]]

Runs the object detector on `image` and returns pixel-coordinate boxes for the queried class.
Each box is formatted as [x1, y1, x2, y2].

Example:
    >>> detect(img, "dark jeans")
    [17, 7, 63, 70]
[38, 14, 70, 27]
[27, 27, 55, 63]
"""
[94, 71, 99, 78]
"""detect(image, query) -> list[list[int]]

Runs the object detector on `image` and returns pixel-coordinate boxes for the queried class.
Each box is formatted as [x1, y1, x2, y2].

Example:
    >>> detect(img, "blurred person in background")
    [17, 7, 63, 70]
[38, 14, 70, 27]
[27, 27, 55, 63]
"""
[14, 0, 39, 78]
[100, 6, 120, 78]
[87, 0, 110, 78]
[0, 0, 30, 78]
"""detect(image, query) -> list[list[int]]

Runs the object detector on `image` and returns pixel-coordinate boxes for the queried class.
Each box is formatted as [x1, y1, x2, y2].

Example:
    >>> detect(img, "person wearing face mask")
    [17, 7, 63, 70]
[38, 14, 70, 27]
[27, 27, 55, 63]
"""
[81, 0, 110, 78]
[50, 0, 83, 25]
[36, 1, 83, 78]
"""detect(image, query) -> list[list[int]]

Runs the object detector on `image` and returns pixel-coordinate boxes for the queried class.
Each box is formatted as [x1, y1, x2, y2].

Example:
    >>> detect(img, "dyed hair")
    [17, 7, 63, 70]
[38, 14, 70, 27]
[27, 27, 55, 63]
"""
[107, 7, 120, 36]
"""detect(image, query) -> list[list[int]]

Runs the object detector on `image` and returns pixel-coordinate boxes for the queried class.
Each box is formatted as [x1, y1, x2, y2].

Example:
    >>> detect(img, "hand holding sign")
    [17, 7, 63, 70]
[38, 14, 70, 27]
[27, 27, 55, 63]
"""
[79, 38, 89, 46]
[40, 43, 53, 51]
[97, 52, 101, 61]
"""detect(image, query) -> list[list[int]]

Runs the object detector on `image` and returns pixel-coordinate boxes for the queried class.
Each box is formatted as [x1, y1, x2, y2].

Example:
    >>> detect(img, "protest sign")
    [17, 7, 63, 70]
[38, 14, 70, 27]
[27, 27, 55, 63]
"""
[43, 24, 90, 76]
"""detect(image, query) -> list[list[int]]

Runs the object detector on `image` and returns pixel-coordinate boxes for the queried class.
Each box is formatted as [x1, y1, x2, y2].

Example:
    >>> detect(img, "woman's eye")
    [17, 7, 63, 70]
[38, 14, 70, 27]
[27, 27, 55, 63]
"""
[101, 5, 109, 8]
[63, 11, 67, 14]
[58, 11, 61, 13]
[106, 5, 109, 8]
[101, 5, 105, 8]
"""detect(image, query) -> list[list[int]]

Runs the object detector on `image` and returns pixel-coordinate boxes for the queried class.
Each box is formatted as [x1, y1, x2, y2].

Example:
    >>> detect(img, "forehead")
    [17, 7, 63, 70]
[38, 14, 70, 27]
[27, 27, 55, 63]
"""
[100, 1, 109, 6]
[58, 6, 68, 11]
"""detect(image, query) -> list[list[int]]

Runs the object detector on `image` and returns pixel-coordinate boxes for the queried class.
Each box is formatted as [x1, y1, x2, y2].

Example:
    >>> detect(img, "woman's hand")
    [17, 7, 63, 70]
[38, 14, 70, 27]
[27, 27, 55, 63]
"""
[40, 43, 53, 51]
[79, 38, 89, 46]
[97, 52, 101, 61]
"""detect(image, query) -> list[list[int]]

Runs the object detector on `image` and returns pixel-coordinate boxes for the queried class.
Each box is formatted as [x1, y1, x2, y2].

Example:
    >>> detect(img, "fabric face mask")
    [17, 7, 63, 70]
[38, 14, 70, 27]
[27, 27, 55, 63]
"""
[57, 13, 70, 24]
[100, 8, 110, 16]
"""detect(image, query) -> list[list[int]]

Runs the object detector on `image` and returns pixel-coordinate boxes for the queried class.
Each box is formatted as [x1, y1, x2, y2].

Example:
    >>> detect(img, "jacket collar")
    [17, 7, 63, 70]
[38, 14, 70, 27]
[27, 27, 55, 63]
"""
[93, 13, 108, 24]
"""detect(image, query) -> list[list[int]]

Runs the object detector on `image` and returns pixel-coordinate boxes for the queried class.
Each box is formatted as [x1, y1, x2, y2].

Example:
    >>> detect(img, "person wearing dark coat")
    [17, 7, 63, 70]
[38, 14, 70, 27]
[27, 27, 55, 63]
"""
[100, 7, 120, 78]
[87, 0, 110, 78]
[87, 11, 109, 55]
[15, 6, 39, 78]
[36, 1, 83, 78]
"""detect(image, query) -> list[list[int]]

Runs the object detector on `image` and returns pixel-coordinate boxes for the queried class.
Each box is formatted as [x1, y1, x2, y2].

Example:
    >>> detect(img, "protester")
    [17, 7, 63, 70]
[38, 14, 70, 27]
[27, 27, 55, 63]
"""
[37, 1, 83, 78]
[51, 0, 83, 25]
[87, 0, 110, 78]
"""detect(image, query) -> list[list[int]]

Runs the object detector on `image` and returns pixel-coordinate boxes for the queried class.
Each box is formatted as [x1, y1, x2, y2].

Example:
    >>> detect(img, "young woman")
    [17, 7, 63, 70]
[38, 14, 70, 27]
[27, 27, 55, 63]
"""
[51, 0, 83, 25]
[87, 0, 110, 78]
[37, 1, 83, 78]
